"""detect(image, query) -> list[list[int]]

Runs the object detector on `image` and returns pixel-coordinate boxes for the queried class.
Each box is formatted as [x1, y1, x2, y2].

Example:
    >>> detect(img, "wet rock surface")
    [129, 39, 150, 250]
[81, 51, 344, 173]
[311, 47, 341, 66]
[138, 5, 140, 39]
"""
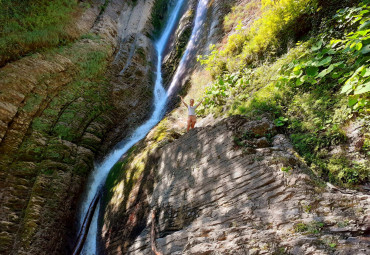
[162, 0, 197, 88]
[99, 0, 159, 154]
[102, 116, 370, 255]
[0, 0, 160, 254]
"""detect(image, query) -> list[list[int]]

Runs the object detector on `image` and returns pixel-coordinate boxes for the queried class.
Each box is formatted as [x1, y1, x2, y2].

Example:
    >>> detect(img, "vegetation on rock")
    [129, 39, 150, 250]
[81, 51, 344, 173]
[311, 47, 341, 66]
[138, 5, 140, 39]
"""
[195, 0, 369, 187]
[0, 0, 81, 65]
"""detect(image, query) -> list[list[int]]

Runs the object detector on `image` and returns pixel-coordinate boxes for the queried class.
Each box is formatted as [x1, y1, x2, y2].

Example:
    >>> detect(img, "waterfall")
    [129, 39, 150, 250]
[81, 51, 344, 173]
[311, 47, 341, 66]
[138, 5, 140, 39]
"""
[167, 0, 210, 96]
[76, 0, 212, 253]
[77, 1, 185, 254]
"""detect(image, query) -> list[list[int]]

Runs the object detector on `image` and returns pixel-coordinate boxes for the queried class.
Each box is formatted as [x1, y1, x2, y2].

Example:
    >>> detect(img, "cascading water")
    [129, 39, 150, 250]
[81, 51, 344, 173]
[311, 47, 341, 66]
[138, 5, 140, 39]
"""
[77, 1, 185, 254]
[76, 0, 212, 253]
[167, 0, 210, 96]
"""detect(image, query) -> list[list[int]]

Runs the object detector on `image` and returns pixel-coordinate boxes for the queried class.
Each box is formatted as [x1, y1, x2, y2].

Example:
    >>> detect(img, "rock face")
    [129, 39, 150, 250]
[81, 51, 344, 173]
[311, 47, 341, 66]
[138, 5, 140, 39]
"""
[0, 0, 162, 254]
[101, 116, 370, 254]
[99, 0, 159, 153]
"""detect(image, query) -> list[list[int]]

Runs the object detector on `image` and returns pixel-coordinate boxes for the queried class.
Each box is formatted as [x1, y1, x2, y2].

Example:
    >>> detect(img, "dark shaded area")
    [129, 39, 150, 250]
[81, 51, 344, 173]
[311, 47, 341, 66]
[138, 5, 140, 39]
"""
[98, 146, 161, 254]
[72, 191, 102, 255]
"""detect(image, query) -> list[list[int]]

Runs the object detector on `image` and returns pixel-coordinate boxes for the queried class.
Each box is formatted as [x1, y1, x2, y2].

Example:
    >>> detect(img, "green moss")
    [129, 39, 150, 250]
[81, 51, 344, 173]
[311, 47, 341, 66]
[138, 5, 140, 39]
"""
[32, 117, 52, 134]
[99, 0, 110, 15]
[152, 119, 169, 142]
[22, 94, 44, 113]
[105, 162, 125, 191]
[0, 0, 79, 64]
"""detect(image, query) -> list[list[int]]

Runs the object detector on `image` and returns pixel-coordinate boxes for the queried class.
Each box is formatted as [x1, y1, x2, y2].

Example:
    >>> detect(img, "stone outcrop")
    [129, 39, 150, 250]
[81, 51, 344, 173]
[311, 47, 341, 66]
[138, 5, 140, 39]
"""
[0, 1, 118, 253]
[101, 116, 370, 254]
[0, 0, 162, 254]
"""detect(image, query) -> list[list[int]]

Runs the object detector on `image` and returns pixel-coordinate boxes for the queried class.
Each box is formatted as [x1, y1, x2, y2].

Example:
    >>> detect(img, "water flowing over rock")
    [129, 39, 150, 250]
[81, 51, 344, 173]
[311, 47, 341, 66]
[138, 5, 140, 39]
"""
[2, 0, 369, 254]
[164, 0, 236, 109]
[101, 116, 370, 254]
[0, 0, 164, 254]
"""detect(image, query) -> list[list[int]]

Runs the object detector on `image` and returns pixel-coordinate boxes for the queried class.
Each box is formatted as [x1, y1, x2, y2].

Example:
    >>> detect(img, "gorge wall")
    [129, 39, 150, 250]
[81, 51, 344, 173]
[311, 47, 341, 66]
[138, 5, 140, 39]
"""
[2, 0, 368, 254]
[0, 0, 171, 253]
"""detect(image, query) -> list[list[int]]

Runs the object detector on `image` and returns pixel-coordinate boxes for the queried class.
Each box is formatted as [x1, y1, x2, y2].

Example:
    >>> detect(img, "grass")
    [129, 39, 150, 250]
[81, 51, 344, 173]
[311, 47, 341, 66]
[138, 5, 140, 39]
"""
[199, 0, 319, 75]
[0, 0, 79, 65]
[294, 221, 325, 234]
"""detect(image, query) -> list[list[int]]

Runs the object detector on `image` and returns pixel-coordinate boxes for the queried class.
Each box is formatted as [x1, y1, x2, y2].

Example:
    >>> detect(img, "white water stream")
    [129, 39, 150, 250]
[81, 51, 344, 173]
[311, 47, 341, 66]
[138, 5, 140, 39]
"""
[167, 0, 210, 96]
[78, 0, 210, 254]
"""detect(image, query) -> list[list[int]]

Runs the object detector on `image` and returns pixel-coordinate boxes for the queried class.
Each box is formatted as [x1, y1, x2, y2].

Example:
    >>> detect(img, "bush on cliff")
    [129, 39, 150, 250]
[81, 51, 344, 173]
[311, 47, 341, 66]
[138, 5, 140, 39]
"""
[196, 1, 370, 187]
[198, 0, 319, 76]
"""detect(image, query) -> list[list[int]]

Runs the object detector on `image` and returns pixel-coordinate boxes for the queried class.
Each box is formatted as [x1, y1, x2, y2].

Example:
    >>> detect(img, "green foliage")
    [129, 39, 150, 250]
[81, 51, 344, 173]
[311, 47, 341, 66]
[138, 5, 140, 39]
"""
[198, 0, 319, 75]
[277, 3, 370, 112]
[329, 243, 337, 248]
[281, 166, 292, 173]
[197, 2, 369, 186]
[99, 0, 110, 15]
[274, 117, 288, 127]
[294, 221, 324, 234]
[327, 156, 369, 184]
[288, 133, 369, 185]
[0, 0, 79, 64]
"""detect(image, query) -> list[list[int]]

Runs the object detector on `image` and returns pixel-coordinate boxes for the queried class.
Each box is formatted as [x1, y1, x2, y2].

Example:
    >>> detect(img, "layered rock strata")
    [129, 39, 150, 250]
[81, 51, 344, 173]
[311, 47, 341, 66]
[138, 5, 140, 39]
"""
[0, 0, 161, 253]
[101, 116, 370, 254]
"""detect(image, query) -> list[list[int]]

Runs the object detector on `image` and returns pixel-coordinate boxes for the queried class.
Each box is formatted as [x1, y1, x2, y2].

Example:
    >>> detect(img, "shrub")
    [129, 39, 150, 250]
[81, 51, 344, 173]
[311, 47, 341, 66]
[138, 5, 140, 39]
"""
[198, 0, 318, 75]
[196, 2, 370, 186]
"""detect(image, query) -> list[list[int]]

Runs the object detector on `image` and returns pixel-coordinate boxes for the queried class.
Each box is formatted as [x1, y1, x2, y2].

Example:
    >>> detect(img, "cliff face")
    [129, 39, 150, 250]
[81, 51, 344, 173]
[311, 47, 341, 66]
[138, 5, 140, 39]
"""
[101, 116, 370, 254]
[99, 0, 160, 153]
[161, 0, 197, 88]
[0, 0, 161, 254]
[99, 1, 370, 254]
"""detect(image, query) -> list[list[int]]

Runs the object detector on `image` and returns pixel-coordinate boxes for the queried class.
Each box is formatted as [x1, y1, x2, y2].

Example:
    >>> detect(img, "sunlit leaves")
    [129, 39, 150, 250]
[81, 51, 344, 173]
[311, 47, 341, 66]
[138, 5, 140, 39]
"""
[355, 82, 370, 94]
[361, 44, 370, 54]
[318, 56, 332, 66]
[311, 40, 323, 51]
